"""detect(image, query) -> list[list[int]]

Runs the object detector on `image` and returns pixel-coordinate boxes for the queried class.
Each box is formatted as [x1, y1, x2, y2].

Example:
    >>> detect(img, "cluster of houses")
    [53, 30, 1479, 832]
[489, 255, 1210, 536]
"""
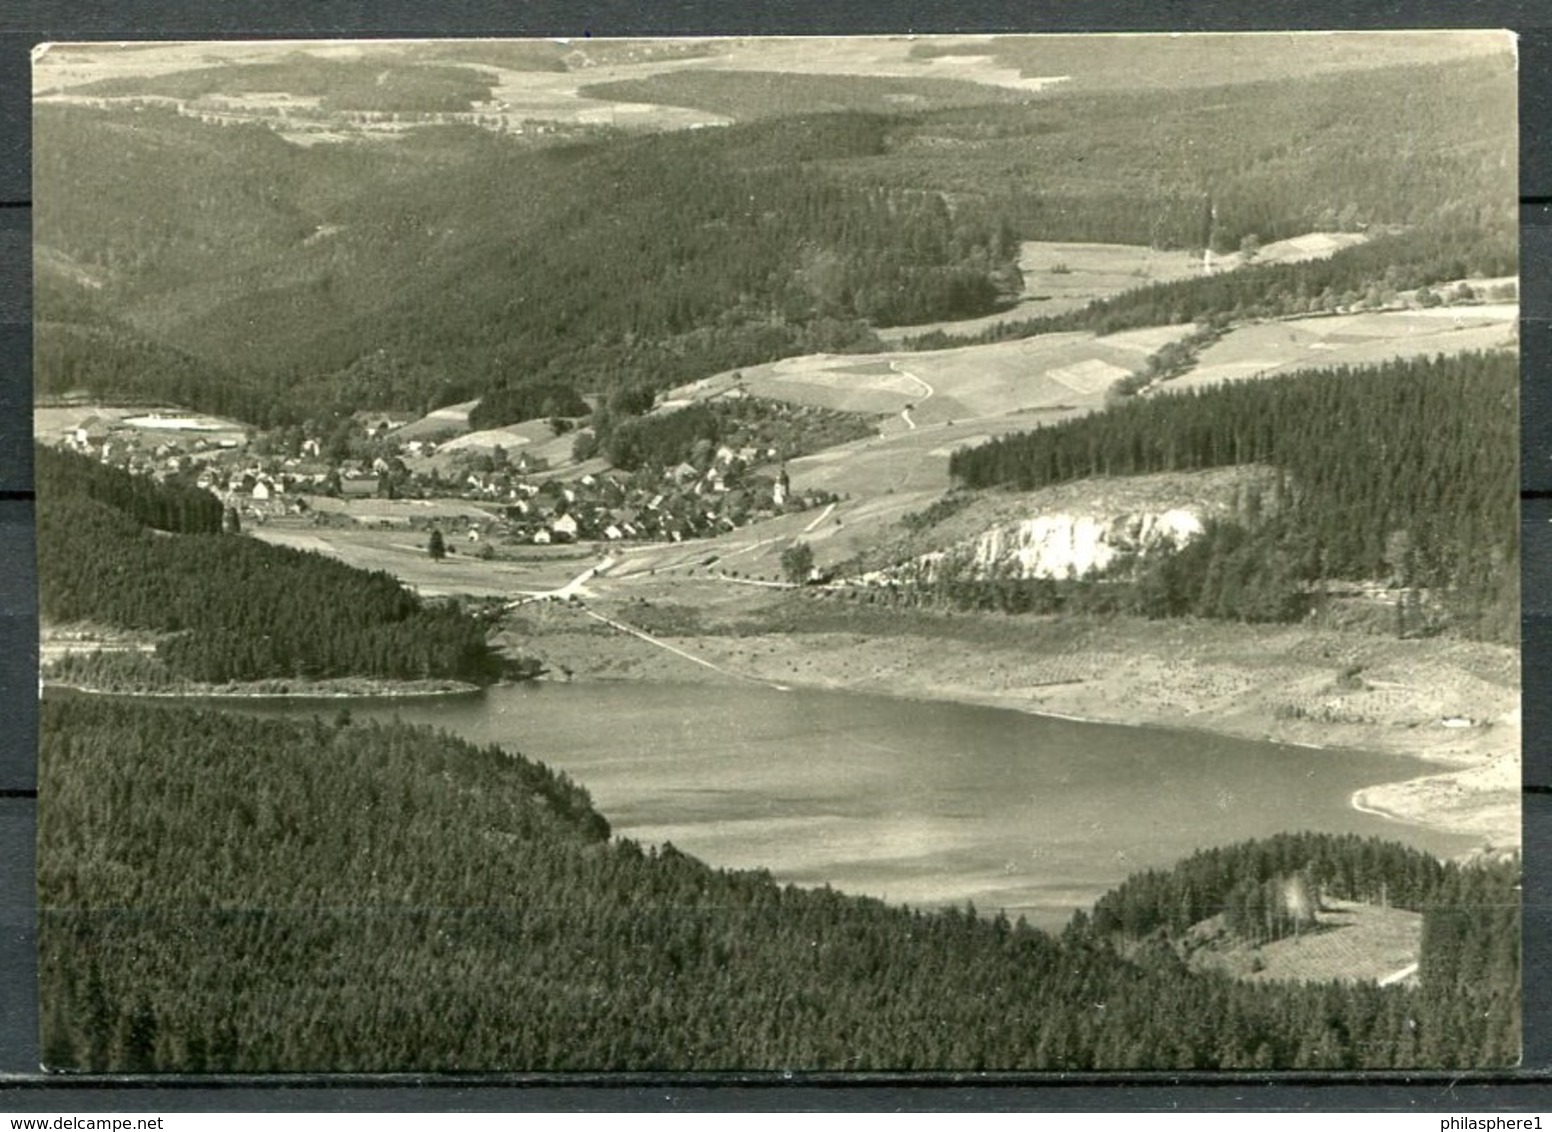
[60, 414, 246, 481]
[404, 438, 818, 547]
[55, 408, 833, 550]
[493, 463, 803, 545]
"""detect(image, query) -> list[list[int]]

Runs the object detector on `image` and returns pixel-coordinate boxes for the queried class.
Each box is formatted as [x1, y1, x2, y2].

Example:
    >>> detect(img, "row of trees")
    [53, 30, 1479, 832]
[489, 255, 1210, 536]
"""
[943, 352, 1518, 639]
[38, 696, 1520, 1072]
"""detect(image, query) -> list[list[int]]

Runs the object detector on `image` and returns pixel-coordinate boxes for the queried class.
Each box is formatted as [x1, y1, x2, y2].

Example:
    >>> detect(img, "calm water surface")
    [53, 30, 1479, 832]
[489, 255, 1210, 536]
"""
[245, 682, 1473, 929]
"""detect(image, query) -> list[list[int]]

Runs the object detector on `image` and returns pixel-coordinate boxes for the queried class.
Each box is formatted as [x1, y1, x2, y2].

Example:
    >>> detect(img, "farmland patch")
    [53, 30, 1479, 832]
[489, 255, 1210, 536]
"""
[877, 234, 1375, 346]
[1168, 307, 1517, 392]
[393, 399, 478, 440]
[438, 427, 536, 453]
[678, 324, 1193, 429]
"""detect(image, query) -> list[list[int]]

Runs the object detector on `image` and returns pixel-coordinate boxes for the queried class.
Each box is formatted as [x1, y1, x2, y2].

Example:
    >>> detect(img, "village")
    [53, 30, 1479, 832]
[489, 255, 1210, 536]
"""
[39, 399, 841, 555]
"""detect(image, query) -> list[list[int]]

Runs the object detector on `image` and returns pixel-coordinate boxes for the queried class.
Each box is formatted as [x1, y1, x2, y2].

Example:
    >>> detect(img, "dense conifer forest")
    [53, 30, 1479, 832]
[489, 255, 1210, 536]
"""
[37, 697, 1519, 1072]
[34, 443, 224, 534]
[940, 353, 1518, 639]
[38, 448, 506, 685]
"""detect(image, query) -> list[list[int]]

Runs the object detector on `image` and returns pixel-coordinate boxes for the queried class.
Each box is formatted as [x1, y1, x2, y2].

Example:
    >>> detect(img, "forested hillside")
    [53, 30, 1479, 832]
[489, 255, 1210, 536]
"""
[33, 51, 1514, 428]
[1090, 834, 1520, 1067]
[38, 696, 1520, 1072]
[38, 447, 507, 685]
[817, 55, 1514, 255]
[940, 352, 1518, 639]
[34, 107, 1015, 426]
[34, 443, 223, 534]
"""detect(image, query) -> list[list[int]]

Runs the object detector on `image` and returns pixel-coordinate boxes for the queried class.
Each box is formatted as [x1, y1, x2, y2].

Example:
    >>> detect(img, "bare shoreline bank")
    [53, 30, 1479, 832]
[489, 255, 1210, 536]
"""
[514, 604, 1520, 848]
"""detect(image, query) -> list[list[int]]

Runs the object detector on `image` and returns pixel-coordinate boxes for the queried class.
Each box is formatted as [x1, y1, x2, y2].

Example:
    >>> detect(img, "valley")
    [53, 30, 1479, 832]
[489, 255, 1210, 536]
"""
[29, 33, 1523, 1073]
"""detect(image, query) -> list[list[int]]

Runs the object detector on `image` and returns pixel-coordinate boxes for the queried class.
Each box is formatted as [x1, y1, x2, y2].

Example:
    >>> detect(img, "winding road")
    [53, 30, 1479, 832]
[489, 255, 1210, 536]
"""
[889, 361, 935, 430]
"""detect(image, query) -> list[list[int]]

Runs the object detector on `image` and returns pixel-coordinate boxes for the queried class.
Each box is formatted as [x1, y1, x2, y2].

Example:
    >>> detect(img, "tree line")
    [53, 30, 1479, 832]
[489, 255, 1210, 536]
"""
[38, 696, 1519, 1072]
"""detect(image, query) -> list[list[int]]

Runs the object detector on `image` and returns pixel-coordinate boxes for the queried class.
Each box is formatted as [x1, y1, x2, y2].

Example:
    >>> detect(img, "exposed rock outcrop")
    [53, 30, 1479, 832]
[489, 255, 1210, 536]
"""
[909, 507, 1205, 582]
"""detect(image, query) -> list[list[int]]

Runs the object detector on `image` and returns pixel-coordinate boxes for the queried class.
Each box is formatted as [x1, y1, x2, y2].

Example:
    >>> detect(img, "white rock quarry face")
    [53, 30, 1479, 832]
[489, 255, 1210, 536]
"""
[964, 508, 1205, 580]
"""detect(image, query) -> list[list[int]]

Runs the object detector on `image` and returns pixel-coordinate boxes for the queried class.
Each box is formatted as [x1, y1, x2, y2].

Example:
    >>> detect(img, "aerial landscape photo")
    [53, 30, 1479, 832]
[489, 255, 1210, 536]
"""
[31, 32, 1520, 1072]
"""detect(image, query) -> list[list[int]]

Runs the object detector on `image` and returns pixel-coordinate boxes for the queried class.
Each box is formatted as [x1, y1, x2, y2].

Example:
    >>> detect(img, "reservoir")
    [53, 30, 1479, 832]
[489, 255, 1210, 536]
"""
[240, 681, 1476, 929]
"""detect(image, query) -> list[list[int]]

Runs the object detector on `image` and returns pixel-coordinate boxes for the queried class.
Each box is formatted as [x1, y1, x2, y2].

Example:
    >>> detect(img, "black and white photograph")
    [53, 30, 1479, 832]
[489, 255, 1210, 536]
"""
[30, 31, 1521, 1073]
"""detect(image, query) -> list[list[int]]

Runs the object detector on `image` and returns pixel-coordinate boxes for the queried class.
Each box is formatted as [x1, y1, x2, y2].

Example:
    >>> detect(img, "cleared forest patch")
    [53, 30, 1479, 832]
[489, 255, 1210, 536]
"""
[1185, 899, 1422, 985]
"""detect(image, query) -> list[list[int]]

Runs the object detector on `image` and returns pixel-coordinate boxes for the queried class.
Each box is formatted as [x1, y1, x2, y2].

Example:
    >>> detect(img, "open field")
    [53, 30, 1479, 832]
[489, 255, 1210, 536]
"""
[1186, 899, 1423, 985]
[298, 496, 498, 523]
[607, 488, 945, 581]
[252, 519, 603, 598]
[878, 241, 1207, 342]
[33, 37, 1064, 140]
[34, 403, 249, 448]
[400, 416, 589, 476]
[391, 399, 478, 441]
[1208, 231, 1372, 272]
[436, 425, 539, 453]
[1168, 306, 1517, 391]
[671, 323, 1195, 425]
[875, 234, 1372, 345]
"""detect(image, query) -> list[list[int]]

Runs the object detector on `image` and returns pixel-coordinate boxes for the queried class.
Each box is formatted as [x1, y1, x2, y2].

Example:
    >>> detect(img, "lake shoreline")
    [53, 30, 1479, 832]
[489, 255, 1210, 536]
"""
[513, 603, 1520, 849]
[43, 677, 489, 701]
